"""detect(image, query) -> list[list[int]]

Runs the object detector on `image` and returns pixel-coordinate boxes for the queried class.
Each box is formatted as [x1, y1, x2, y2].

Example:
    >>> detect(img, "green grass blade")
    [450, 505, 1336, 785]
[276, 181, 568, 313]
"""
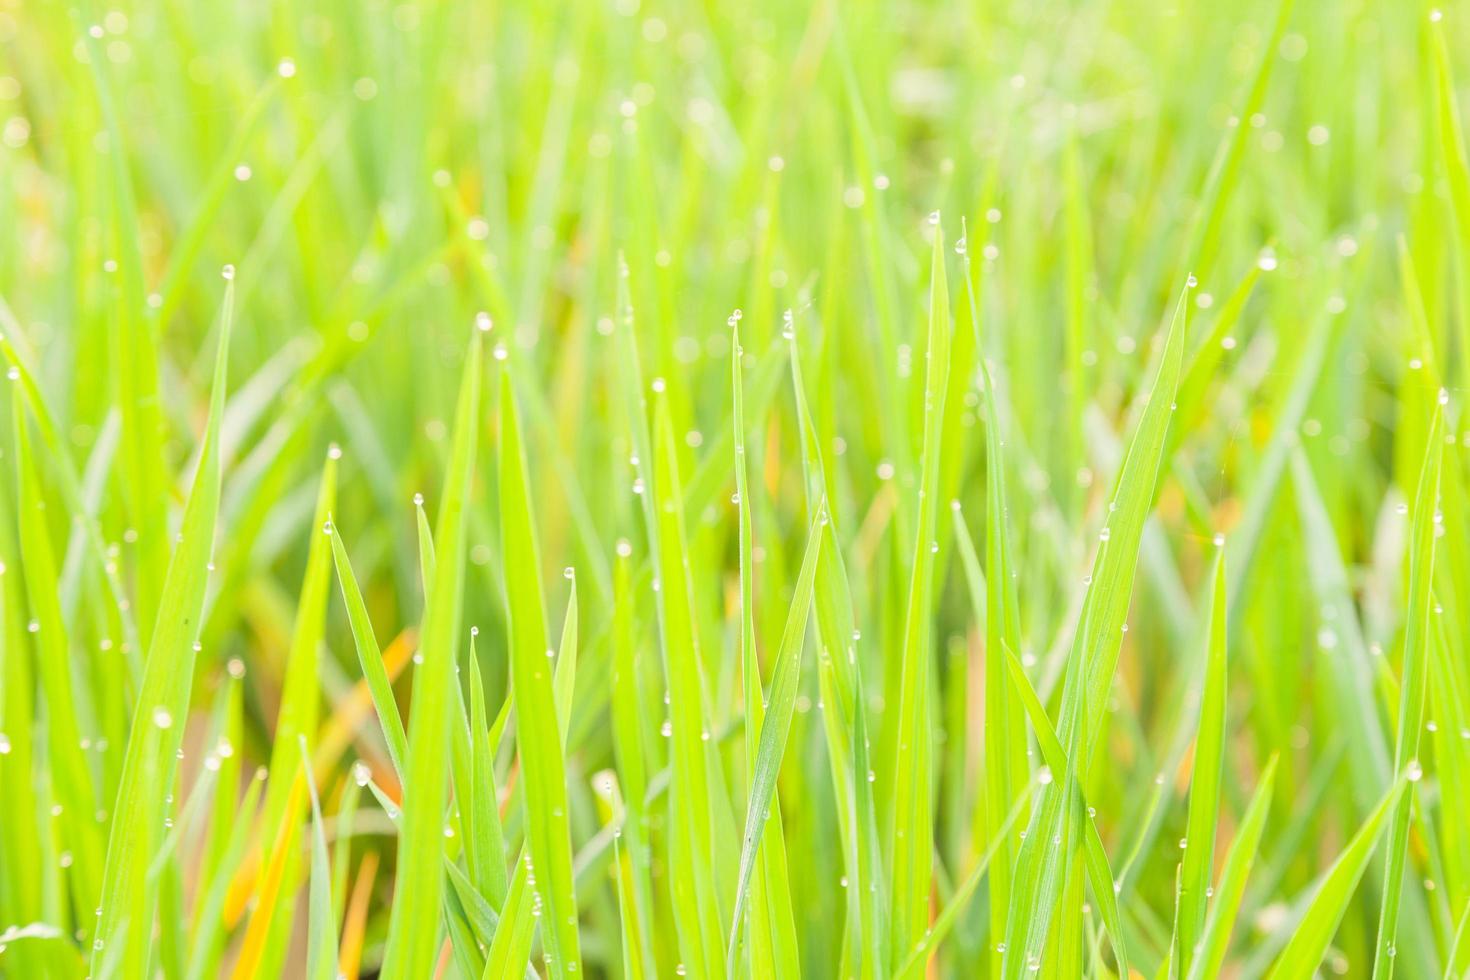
[498, 378, 582, 979]
[788, 312, 887, 977]
[732, 320, 802, 977]
[610, 543, 657, 976]
[379, 326, 482, 979]
[1372, 401, 1445, 978]
[92, 274, 234, 978]
[1267, 777, 1406, 980]
[1179, 0, 1295, 282]
[1080, 286, 1188, 745]
[1431, 17, 1470, 402]
[889, 216, 952, 962]
[1177, 550, 1228, 974]
[727, 505, 822, 974]
[1001, 644, 1127, 975]
[300, 738, 338, 980]
[12, 383, 105, 918]
[261, 451, 338, 835]
[328, 523, 409, 779]
[468, 640, 510, 908]
[1185, 756, 1278, 980]
[651, 385, 728, 979]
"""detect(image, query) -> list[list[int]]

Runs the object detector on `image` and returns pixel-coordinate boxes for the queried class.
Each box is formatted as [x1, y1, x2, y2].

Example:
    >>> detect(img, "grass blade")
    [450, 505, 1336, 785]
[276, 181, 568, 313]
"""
[379, 326, 483, 978]
[1267, 778, 1406, 979]
[727, 505, 822, 974]
[498, 378, 582, 978]
[1185, 756, 1278, 980]
[1372, 401, 1445, 978]
[92, 275, 234, 977]
[889, 216, 952, 962]
[1177, 550, 1229, 974]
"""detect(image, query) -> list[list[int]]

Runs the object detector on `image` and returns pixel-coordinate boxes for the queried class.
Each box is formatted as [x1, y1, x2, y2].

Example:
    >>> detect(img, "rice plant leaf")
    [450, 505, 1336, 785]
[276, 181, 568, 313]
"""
[789, 313, 887, 978]
[610, 542, 657, 977]
[498, 378, 582, 979]
[958, 226, 1029, 980]
[1080, 286, 1188, 745]
[889, 216, 952, 961]
[260, 451, 338, 838]
[1180, 0, 1295, 282]
[328, 523, 409, 777]
[1177, 550, 1229, 974]
[92, 278, 234, 979]
[1000, 644, 1128, 975]
[894, 787, 1034, 979]
[730, 321, 802, 977]
[650, 386, 728, 979]
[230, 769, 307, 980]
[1266, 777, 1406, 979]
[468, 641, 509, 907]
[379, 329, 482, 979]
[300, 739, 339, 980]
[12, 384, 105, 917]
[1185, 756, 1278, 980]
[1431, 17, 1470, 400]
[727, 504, 822, 974]
[1372, 402, 1444, 979]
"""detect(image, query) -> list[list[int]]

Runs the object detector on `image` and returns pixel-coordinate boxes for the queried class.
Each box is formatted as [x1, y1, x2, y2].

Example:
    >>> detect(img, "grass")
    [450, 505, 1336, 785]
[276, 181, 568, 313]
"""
[1, 0, 1469, 977]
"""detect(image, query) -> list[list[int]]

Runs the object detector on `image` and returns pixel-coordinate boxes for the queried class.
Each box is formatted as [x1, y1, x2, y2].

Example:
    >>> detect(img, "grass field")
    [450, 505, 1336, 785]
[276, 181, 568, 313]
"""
[1, 0, 1469, 976]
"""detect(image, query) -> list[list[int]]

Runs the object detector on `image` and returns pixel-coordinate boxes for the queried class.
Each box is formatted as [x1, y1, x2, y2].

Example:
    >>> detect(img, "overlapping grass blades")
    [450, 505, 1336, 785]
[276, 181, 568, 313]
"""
[379, 328, 482, 978]
[91, 276, 234, 978]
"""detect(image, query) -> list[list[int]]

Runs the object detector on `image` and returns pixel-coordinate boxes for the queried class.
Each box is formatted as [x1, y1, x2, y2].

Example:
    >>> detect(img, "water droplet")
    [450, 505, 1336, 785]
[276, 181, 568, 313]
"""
[927, 210, 941, 226]
[152, 707, 173, 730]
[221, 264, 235, 281]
